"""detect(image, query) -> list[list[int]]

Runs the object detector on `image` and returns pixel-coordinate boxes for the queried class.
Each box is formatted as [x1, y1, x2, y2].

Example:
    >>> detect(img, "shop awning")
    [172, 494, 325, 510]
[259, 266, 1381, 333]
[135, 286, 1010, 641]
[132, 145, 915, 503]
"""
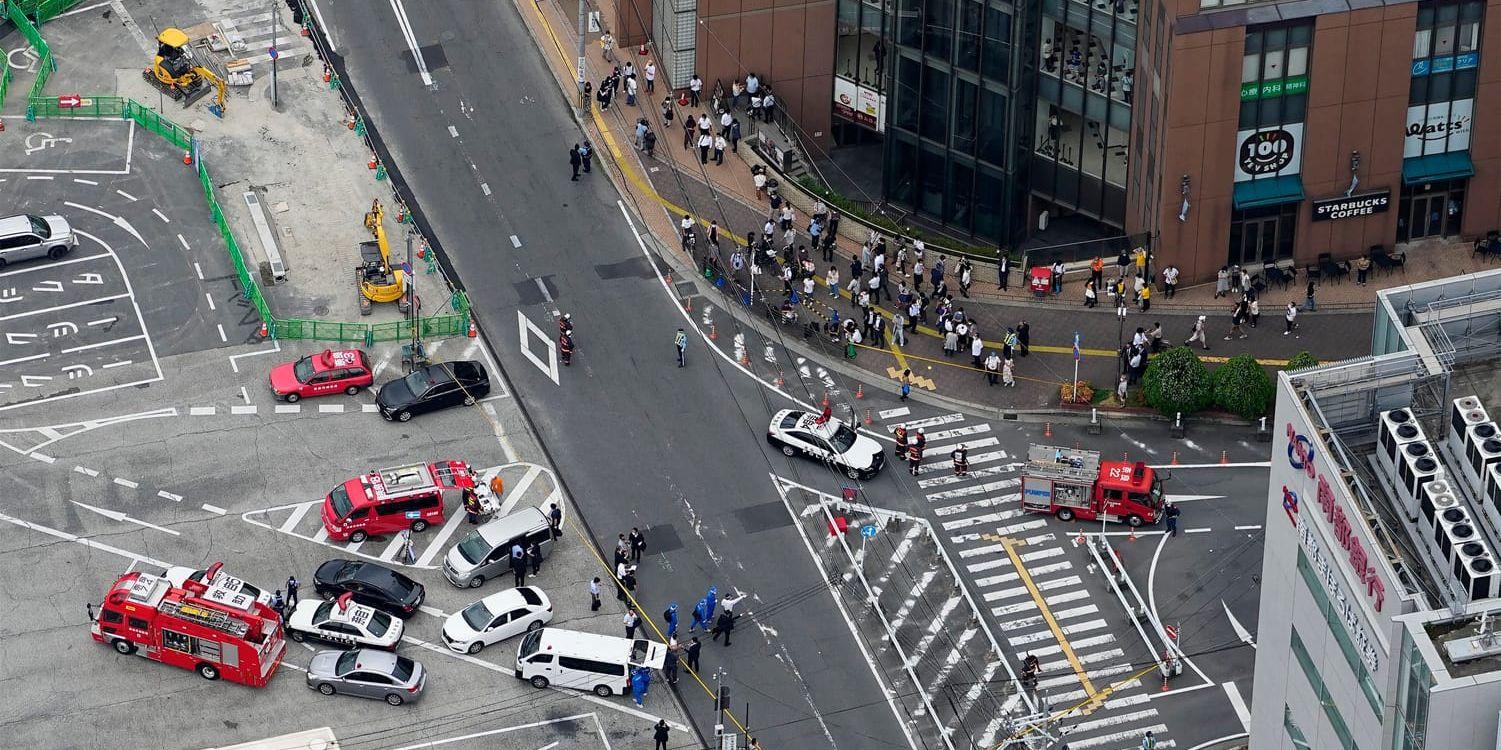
[1403, 151, 1474, 185]
[1233, 176, 1305, 210]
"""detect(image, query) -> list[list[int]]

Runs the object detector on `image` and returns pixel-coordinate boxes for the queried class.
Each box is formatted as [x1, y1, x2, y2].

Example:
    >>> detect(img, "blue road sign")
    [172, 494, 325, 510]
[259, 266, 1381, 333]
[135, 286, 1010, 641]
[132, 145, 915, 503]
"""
[268, 47, 280, 60]
[861, 524, 878, 538]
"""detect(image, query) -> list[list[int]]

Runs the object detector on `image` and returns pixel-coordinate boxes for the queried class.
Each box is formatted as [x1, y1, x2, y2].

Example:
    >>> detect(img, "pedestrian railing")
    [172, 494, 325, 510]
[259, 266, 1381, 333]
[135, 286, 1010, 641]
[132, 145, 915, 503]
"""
[4, 5, 473, 345]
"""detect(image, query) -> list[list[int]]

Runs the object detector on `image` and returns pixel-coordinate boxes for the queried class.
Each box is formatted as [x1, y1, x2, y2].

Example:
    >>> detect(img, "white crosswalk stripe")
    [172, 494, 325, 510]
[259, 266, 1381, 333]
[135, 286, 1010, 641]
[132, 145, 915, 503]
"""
[890, 408, 1176, 750]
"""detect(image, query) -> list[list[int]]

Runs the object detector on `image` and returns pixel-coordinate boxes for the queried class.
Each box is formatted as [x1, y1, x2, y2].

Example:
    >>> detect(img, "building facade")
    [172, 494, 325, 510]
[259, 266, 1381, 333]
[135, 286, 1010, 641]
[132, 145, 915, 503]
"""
[1249, 269, 1501, 750]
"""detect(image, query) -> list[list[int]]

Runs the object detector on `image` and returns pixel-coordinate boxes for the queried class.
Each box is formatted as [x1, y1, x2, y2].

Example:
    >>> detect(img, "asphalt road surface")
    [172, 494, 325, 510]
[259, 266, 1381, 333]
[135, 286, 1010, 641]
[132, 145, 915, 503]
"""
[316, 1, 918, 747]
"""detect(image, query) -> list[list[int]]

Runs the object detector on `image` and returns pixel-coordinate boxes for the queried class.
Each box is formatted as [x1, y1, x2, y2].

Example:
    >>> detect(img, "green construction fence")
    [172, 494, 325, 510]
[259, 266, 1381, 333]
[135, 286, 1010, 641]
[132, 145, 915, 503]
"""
[4, 5, 472, 345]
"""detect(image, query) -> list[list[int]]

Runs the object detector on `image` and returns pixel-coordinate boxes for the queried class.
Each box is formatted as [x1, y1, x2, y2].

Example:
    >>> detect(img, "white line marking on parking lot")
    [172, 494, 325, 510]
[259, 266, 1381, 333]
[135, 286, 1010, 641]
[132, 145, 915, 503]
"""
[481, 182, 492, 196]
[318, 404, 345, 413]
[178, 234, 190, 251]
[0, 252, 109, 278]
[275, 404, 301, 414]
[416, 605, 450, 619]
[231, 405, 257, 414]
[228, 338, 280, 373]
[60, 335, 145, 355]
[510, 234, 522, 248]
[86, 316, 118, 327]
[448, 125, 458, 137]
[189, 407, 216, 416]
[205, 293, 216, 311]
[101, 360, 132, 369]
[281, 502, 313, 533]
[74, 466, 100, 477]
[362, 403, 379, 413]
[0, 512, 171, 568]
[72, 501, 179, 535]
[0, 352, 50, 367]
[201, 504, 227, 515]
[416, 508, 471, 567]
[151, 208, 170, 223]
[1233, 524, 1262, 531]
[240, 386, 250, 404]
[194, 262, 204, 280]
[29, 452, 55, 464]
[112, 477, 139, 489]
[158, 490, 183, 502]
[115, 189, 137, 201]
[0, 293, 130, 323]
[216, 323, 227, 342]
[73, 178, 98, 185]
[26, 175, 55, 180]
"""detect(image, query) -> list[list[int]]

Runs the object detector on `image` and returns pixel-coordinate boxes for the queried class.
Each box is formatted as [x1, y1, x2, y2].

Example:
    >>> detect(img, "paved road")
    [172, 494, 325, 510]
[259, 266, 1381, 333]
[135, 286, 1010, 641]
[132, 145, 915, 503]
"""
[318, 2, 915, 747]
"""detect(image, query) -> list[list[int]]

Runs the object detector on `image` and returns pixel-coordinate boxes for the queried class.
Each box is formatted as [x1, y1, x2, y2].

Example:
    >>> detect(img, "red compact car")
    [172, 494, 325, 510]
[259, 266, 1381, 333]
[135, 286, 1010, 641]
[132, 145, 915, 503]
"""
[269, 349, 375, 402]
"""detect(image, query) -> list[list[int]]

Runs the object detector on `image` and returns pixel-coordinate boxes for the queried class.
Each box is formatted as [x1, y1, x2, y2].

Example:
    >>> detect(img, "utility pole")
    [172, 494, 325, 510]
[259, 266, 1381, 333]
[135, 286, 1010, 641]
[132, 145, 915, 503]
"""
[575, 0, 588, 115]
[269, 0, 279, 108]
[405, 230, 419, 372]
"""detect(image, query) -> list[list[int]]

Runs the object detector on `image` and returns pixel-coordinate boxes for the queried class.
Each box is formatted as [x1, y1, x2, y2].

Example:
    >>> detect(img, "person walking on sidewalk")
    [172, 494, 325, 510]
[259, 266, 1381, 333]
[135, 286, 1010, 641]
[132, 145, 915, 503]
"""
[1003, 356, 1016, 387]
[654, 720, 671, 750]
[899, 369, 912, 401]
[998, 253, 1011, 291]
[1354, 255, 1371, 286]
[711, 610, 735, 645]
[970, 333, 985, 368]
[1017, 321, 1031, 356]
[697, 132, 712, 164]
[579, 141, 593, 173]
[729, 117, 742, 153]
[1249, 297, 1260, 328]
[959, 258, 973, 297]
[1186, 315, 1209, 350]
[624, 608, 640, 639]
[713, 134, 726, 165]
[675, 328, 688, 366]
[589, 577, 601, 611]
[569, 144, 581, 181]
[689, 73, 703, 106]
[1162, 264, 1179, 298]
[985, 351, 1001, 385]
[1305, 279, 1318, 311]
[625, 74, 637, 106]
[1090, 255, 1104, 290]
[1084, 279, 1098, 307]
[634, 118, 648, 150]
[1284, 301, 1299, 336]
[1215, 266, 1229, 298]
[682, 116, 694, 150]
[600, 31, 614, 60]
[644, 61, 656, 93]
[1139, 283, 1151, 312]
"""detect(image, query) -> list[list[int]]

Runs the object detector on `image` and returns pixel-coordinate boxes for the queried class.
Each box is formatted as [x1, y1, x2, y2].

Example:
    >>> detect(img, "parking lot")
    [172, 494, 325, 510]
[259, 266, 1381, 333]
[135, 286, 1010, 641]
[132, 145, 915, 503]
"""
[0, 117, 255, 414]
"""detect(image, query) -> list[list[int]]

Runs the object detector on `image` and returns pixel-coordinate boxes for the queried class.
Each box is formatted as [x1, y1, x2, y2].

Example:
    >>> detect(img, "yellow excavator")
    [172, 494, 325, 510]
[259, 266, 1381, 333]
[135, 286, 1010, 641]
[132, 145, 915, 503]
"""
[358, 200, 410, 315]
[145, 28, 227, 113]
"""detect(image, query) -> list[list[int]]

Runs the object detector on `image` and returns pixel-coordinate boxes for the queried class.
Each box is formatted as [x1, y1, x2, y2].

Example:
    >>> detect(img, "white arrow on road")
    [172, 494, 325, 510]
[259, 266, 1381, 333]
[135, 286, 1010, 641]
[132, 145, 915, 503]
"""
[1164, 494, 1226, 503]
[1223, 599, 1256, 649]
[72, 501, 180, 535]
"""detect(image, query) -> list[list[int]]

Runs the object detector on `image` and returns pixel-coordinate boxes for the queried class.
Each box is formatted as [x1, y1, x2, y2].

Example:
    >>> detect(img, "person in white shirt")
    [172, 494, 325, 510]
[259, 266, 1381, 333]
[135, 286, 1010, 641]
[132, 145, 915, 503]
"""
[1284, 302, 1298, 335]
[720, 110, 733, 135]
[644, 61, 657, 93]
[689, 74, 703, 106]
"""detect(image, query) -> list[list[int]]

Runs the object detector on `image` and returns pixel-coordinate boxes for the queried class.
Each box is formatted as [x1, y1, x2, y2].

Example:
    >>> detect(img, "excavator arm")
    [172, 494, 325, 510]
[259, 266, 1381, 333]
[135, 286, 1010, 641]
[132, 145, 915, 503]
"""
[194, 66, 227, 112]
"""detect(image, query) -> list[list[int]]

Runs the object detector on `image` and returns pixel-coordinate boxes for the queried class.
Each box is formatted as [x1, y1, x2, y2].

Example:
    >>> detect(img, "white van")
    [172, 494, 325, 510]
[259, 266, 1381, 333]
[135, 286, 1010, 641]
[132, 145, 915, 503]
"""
[514, 627, 666, 697]
[0, 214, 77, 268]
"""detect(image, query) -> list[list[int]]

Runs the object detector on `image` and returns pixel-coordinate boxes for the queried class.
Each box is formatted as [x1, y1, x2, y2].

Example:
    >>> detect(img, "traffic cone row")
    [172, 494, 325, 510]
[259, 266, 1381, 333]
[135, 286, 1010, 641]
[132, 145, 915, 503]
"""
[183, 149, 193, 166]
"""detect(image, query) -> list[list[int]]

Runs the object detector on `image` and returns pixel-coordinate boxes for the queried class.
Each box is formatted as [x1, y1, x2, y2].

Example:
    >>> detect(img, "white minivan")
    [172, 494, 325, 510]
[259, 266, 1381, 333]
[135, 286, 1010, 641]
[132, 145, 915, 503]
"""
[514, 627, 666, 697]
[0, 214, 77, 268]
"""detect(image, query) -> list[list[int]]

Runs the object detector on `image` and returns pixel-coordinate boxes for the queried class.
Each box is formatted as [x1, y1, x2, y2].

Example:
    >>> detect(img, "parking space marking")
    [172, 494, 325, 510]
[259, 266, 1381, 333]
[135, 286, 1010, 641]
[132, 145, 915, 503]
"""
[0, 293, 132, 323]
[151, 208, 169, 223]
[26, 175, 55, 181]
[189, 407, 216, 416]
[227, 338, 280, 373]
[0, 352, 51, 367]
[157, 491, 182, 502]
[201, 504, 227, 515]
[362, 403, 380, 413]
[415, 509, 470, 567]
[60, 334, 145, 354]
[275, 404, 301, 413]
[73, 466, 100, 477]
[281, 502, 314, 533]
[216, 323, 227, 342]
[72, 501, 178, 535]
[318, 404, 344, 413]
[112, 477, 139, 489]
[73, 178, 98, 185]
[29, 452, 55, 464]
[115, 190, 137, 201]
[0, 253, 110, 279]
[231, 405, 257, 414]
[204, 293, 216, 311]
[0, 512, 171, 569]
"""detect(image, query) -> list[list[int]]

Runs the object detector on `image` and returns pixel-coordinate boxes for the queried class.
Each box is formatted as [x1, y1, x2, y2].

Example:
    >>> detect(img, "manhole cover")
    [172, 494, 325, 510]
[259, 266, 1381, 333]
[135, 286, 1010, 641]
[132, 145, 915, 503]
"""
[313, 305, 329, 316]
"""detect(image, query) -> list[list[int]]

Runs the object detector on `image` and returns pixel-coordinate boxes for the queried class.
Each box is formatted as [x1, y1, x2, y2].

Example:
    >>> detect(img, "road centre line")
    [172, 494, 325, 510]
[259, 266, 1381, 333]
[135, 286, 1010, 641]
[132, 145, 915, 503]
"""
[26, 175, 55, 180]
[29, 452, 55, 464]
[178, 234, 190, 251]
[194, 262, 204, 280]
[386, 0, 434, 86]
[205, 293, 216, 311]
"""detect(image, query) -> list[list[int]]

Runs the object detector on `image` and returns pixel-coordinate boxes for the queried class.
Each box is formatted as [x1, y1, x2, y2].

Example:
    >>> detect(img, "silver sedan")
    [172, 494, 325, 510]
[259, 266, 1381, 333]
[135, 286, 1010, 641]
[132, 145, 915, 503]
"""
[305, 648, 426, 705]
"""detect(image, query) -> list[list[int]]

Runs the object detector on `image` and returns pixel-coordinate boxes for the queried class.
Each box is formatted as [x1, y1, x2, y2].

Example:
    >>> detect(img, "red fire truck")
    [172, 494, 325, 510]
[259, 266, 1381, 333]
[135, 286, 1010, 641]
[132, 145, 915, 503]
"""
[91, 562, 286, 686]
[1019, 444, 1165, 526]
[321, 460, 474, 543]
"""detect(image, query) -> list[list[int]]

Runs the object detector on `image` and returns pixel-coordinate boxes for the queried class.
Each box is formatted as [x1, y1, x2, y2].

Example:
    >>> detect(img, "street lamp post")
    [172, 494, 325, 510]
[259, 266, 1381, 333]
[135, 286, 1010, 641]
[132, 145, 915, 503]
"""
[1115, 299, 1128, 385]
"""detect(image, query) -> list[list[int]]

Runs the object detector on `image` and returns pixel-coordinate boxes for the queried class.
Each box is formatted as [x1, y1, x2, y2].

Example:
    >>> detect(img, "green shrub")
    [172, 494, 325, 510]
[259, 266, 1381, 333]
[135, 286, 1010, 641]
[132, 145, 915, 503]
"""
[1141, 346, 1214, 417]
[1213, 354, 1275, 420]
[1285, 351, 1319, 371]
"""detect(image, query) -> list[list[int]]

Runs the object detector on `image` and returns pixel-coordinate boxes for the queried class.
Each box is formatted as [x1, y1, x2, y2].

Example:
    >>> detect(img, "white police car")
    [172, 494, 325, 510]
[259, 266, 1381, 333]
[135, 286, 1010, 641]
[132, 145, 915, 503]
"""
[767, 408, 885, 479]
[286, 592, 404, 650]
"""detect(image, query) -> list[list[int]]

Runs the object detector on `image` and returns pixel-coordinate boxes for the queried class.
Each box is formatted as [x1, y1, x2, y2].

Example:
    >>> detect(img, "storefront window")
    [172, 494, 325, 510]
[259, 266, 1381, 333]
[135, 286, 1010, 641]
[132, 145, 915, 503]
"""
[920, 65, 950, 142]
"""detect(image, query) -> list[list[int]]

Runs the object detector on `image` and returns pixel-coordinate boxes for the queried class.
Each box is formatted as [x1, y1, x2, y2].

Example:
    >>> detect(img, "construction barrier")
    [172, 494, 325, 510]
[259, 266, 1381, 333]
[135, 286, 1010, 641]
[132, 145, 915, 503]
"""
[12, 0, 86, 24]
[5, 7, 473, 344]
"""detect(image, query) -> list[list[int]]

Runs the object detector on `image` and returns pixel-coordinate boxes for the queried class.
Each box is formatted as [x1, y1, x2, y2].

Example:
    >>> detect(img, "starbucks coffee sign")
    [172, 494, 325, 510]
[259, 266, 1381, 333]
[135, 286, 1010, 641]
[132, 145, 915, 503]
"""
[1312, 190, 1391, 222]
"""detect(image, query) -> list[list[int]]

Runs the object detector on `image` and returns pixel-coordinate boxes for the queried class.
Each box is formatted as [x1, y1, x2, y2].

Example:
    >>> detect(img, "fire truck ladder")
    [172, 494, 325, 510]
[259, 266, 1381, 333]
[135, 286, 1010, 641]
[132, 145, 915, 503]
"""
[158, 599, 250, 638]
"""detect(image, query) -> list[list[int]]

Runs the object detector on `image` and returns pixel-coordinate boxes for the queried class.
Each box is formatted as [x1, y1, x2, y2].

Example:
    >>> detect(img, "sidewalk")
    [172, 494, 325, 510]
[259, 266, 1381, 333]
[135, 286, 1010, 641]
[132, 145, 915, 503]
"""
[512, 0, 1440, 411]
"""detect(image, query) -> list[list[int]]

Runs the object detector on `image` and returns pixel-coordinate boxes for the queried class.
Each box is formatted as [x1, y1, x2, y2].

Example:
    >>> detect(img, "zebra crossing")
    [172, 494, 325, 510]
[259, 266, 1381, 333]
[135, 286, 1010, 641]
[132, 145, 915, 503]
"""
[876, 407, 1179, 749]
[206, 1, 311, 71]
[240, 462, 559, 569]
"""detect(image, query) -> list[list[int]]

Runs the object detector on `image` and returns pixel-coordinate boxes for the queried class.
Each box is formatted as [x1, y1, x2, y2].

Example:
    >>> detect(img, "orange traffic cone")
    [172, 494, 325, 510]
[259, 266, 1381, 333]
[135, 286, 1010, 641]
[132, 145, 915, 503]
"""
[1128, 526, 1137, 542]
[345, 112, 355, 129]
[740, 351, 750, 366]
[367, 154, 378, 170]
[677, 90, 689, 107]
[710, 324, 718, 341]
[864, 408, 872, 425]
[664, 270, 673, 285]
[1170, 451, 1179, 466]
[638, 43, 647, 56]
[1043, 422, 1052, 438]
[822, 391, 830, 408]
[855, 383, 864, 399]
[467, 320, 478, 338]
[257, 321, 268, 338]
[183, 150, 193, 166]
[1220, 450, 1230, 465]
[323, 64, 332, 83]
[1075, 530, 1086, 545]
[774, 372, 785, 388]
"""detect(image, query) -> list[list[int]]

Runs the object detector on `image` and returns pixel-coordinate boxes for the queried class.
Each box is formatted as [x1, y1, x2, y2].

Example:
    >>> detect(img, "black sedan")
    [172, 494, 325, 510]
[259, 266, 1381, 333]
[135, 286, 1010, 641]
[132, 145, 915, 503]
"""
[375, 360, 490, 422]
[313, 559, 426, 618]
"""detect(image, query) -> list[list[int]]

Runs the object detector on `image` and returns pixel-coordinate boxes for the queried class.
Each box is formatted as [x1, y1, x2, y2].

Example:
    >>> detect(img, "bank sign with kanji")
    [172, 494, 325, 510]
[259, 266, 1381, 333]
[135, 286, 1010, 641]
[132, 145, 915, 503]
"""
[1284, 421, 1385, 673]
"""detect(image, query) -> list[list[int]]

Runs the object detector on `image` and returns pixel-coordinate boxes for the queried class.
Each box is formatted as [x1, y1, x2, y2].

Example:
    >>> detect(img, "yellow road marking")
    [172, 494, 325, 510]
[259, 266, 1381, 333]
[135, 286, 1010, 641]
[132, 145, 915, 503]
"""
[999, 536, 1099, 710]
